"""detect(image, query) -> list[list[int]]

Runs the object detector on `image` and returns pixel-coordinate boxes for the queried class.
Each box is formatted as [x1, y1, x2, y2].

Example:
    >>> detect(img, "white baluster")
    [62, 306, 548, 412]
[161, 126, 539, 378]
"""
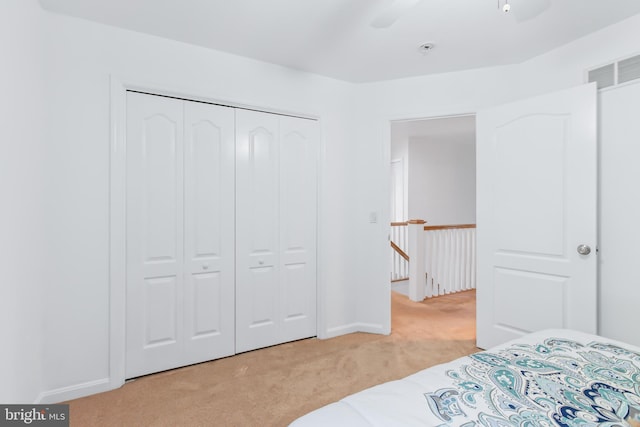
[432, 230, 439, 295]
[394, 251, 398, 281]
[439, 230, 446, 295]
[390, 223, 412, 282]
[471, 228, 476, 289]
[450, 229, 460, 292]
[468, 229, 473, 289]
[424, 229, 431, 298]
[438, 230, 449, 295]
[463, 229, 470, 290]
[444, 230, 455, 294]
[450, 229, 456, 294]
[436, 230, 446, 295]
[456, 228, 466, 292]
[464, 229, 470, 289]
[403, 224, 408, 279]
[450, 229, 457, 293]
[390, 233, 394, 281]
[428, 230, 436, 297]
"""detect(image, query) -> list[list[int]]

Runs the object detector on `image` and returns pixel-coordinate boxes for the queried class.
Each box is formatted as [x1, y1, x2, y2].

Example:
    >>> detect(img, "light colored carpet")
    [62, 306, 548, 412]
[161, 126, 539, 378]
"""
[67, 290, 477, 426]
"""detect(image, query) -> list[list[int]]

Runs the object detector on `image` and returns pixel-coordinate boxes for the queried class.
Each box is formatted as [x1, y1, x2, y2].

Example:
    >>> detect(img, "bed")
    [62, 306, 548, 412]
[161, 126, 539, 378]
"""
[290, 329, 640, 427]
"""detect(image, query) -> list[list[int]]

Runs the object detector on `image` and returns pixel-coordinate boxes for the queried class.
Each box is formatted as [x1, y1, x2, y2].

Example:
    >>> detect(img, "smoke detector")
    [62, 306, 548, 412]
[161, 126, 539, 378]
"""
[418, 43, 435, 54]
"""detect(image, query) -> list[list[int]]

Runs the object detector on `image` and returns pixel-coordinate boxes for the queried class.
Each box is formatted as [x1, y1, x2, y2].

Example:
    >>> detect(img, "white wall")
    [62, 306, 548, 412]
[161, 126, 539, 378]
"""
[598, 81, 640, 347]
[516, 13, 640, 99]
[407, 135, 476, 225]
[27, 2, 362, 402]
[0, 0, 46, 403]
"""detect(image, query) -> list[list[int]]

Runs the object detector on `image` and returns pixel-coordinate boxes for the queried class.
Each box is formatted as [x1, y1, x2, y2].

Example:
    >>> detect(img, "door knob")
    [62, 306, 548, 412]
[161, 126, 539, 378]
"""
[577, 244, 591, 255]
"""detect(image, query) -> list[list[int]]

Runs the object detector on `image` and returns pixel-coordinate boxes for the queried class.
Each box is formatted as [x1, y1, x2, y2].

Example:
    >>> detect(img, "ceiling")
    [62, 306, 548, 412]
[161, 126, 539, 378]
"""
[39, 0, 640, 83]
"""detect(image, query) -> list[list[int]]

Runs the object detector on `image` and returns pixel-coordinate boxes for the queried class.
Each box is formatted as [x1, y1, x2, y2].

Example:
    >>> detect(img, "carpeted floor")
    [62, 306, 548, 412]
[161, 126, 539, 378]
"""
[67, 290, 478, 426]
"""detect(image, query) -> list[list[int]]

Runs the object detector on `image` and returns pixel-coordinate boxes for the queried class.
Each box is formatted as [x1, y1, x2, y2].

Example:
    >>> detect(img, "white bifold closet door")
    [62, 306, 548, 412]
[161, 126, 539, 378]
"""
[125, 92, 235, 378]
[235, 109, 318, 353]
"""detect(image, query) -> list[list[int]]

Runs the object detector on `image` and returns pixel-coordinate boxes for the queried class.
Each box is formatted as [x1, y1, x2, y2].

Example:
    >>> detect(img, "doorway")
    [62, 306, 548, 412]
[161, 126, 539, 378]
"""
[389, 115, 477, 298]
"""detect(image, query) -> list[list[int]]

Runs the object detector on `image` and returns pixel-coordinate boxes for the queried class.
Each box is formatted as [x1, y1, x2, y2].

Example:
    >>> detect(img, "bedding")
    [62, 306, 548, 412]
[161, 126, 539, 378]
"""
[290, 329, 640, 427]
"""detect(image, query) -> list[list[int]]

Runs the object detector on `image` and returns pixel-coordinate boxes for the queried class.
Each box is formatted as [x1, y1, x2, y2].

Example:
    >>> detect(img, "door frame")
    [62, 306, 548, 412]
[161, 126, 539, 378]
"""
[383, 110, 476, 327]
[108, 75, 323, 391]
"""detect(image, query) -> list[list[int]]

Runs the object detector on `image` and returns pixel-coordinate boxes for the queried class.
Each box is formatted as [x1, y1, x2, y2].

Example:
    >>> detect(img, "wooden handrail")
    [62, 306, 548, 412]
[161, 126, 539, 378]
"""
[390, 241, 409, 261]
[423, 224, 476, 231]
[390, 221, 408, 227]
[408, 219, 426, 225]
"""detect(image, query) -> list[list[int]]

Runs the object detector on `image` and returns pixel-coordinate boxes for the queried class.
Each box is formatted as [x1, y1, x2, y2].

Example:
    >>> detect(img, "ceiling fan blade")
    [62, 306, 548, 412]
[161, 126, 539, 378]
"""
[510, 0, 551, 22]
[370, 0, 420, 29]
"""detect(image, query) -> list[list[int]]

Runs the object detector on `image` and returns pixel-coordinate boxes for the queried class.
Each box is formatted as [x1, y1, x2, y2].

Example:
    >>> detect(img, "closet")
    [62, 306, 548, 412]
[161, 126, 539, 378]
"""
[124, 91, 318, 379]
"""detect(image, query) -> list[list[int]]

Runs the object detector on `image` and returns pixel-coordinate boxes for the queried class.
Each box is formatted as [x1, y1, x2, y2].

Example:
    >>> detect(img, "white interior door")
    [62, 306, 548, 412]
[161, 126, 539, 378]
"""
[235, 110, 318, 353]
[126, 92, 235, 378]
[476, 84, 598, 349]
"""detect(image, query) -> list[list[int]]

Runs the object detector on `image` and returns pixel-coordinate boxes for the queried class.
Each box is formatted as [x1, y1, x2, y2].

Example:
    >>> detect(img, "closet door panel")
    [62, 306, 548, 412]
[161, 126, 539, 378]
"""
[236, 110, 280, 353]
[126, 92, 184, 378]
[183, 102, 235, 363]
[245, 125, 278, 266]
[280, 116, 318, 341]
[144, 277, 179, 345]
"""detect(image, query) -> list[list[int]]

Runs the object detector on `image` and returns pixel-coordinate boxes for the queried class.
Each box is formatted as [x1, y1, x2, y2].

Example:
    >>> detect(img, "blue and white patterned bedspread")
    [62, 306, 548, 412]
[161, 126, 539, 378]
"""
[290, 329, 640, 427]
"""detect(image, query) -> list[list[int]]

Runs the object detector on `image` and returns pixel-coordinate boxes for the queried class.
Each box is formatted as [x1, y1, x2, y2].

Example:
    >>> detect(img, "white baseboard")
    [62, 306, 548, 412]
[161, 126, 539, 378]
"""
[323, 322, 389, 339]
[36, 377, 116, 404]
[324, 323, 361, 338]
[357, 322, 390, 335]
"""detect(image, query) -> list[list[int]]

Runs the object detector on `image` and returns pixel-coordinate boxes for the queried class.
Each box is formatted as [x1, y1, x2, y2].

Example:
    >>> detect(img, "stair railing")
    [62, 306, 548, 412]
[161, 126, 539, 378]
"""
[391, 219, 476, 302]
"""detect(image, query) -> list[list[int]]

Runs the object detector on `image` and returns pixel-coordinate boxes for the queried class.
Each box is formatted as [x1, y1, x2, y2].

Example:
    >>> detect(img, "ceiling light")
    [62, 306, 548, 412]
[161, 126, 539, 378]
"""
[499, 0, 511, 13]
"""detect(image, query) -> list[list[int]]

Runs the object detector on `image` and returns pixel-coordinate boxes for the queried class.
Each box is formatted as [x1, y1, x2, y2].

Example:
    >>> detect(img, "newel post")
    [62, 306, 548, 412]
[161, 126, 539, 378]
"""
[407, 219, 426, 302]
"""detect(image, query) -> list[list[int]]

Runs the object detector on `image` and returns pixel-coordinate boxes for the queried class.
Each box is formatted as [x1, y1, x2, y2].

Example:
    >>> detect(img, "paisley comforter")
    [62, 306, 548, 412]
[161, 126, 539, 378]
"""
[290, 330, 640, 427]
